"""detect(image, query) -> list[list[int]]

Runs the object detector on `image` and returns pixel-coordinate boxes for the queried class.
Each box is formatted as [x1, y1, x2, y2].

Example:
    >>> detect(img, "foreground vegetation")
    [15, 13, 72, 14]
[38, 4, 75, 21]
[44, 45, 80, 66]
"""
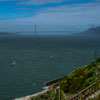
[89, 94, 100, 100]
[30, 58, 100, 100]
[30, 89, 66, 100]
[59, 58, 100, 93]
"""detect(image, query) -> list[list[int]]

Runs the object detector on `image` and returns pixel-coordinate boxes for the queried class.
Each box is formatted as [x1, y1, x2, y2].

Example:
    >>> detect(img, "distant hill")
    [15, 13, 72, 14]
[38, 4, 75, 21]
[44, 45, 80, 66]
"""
[0, 32, 18, 35]
[0, 32, 11, 35]
[80, 26, 100, 35]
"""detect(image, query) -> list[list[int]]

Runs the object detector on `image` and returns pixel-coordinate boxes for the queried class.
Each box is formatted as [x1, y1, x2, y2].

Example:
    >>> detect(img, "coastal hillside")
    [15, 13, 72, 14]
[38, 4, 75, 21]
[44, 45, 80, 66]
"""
[0, 32, 11, 35]
[80, 26, 100, 35]
[30, 58, 100, 100]
[0, 32, 18, 35]
[59, 58, 100, 94]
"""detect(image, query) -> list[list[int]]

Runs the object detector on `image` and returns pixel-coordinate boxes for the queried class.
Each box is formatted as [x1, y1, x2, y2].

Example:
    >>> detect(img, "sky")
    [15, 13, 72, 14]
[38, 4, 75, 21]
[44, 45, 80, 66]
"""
[0, 0, 100, 32]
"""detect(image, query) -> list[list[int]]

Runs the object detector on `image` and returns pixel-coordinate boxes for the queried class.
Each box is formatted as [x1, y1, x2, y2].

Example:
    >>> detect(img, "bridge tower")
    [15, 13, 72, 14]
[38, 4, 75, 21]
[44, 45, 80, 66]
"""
[92, 24, 95, 32]
[34, 24, 37, 36]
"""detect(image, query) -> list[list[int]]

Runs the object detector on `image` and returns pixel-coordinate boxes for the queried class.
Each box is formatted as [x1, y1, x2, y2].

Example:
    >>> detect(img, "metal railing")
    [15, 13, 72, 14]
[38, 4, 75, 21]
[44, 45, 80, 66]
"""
[69, 80, 100, 100]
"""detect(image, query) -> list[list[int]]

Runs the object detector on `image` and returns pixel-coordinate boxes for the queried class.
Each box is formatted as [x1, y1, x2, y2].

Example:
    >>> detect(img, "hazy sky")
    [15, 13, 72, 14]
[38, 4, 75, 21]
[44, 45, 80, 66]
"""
[0, 0, 100, 32]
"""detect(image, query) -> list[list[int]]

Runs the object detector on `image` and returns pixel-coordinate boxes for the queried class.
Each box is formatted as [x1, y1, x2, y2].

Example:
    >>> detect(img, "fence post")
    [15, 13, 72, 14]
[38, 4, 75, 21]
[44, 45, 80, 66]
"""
[59, 86, 61, 100]
[98, 81, 100, 90]
[89, 87, 92, 95]
[79, 94, 82, 100]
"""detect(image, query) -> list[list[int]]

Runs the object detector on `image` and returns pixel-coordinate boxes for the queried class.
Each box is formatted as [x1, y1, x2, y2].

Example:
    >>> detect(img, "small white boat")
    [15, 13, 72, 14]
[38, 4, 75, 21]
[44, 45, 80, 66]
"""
[50, 56, 53, 58]
[11, 60, 16, 67]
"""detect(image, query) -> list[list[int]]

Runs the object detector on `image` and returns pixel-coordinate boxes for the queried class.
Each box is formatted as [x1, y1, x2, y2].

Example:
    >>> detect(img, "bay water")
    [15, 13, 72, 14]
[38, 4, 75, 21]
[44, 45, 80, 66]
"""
[0, 35, 100, 100]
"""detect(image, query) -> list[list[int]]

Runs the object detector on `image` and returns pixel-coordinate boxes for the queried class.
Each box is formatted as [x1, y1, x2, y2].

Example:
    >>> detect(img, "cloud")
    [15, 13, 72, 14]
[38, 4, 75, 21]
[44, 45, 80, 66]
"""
[18, 0, 66, 5]
[0, 0, 18, 1]
[95, 0, 100, 2]
[0, 3, 100, 32]
[0, 0, 76, 5]
[29, 3, 100, 25]
[0, 0, 99, 5]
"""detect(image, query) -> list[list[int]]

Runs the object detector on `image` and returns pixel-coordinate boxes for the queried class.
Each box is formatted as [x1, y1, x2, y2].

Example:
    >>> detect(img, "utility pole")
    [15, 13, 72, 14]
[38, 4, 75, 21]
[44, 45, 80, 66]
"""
[82, 56, 86, 65]
[94, 49, 100, 78]
[94, 49, 97, 60]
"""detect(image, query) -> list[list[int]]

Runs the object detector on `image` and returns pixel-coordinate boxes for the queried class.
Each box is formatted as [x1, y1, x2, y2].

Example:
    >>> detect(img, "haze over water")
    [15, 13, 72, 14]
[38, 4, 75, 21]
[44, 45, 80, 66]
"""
[0, 34, 100, 100]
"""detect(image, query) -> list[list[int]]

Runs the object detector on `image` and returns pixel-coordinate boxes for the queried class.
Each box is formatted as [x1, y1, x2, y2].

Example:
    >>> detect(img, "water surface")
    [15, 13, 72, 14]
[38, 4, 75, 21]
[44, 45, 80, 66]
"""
[0, 35, 100, 100]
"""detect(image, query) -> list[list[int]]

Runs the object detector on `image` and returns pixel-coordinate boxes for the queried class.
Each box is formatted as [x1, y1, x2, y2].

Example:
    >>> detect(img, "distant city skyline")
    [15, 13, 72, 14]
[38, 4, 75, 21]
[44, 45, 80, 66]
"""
[0, 0, 100, 33]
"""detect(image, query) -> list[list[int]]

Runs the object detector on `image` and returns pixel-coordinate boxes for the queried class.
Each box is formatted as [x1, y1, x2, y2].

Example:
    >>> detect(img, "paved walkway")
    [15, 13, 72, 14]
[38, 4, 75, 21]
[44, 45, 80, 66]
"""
[86, 90, 100, 100]
[14, 87, 49, 100]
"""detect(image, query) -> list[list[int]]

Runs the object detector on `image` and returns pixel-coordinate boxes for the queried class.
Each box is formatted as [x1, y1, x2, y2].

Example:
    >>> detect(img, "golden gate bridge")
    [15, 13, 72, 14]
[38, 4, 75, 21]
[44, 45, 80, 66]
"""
[11, 24, 95, 35]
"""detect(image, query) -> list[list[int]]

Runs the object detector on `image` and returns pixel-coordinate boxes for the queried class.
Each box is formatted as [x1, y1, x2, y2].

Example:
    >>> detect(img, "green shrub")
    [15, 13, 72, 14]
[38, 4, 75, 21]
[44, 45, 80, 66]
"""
[59, 59, 100, 93]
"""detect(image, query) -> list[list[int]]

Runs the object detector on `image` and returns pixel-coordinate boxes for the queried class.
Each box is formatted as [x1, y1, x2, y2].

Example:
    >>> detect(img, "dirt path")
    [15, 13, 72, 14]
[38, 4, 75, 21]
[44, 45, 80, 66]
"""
[86, 90, 100, 100]
[65, 94, 76, 100]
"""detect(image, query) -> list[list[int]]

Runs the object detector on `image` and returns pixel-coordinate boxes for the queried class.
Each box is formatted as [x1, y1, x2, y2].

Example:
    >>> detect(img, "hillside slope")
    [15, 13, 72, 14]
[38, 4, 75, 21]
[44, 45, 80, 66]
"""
[80, 26, 100, 35]
[30, 58, 100, 100]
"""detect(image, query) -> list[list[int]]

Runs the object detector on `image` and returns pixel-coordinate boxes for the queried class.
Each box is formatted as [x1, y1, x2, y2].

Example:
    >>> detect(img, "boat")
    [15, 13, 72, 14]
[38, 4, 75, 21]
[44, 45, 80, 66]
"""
[11, 60, 16, 67]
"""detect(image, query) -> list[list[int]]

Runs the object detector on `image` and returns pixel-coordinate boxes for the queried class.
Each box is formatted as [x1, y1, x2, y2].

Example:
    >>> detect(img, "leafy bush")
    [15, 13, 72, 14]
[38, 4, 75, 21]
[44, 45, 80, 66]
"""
[59, 59, 100, 93]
